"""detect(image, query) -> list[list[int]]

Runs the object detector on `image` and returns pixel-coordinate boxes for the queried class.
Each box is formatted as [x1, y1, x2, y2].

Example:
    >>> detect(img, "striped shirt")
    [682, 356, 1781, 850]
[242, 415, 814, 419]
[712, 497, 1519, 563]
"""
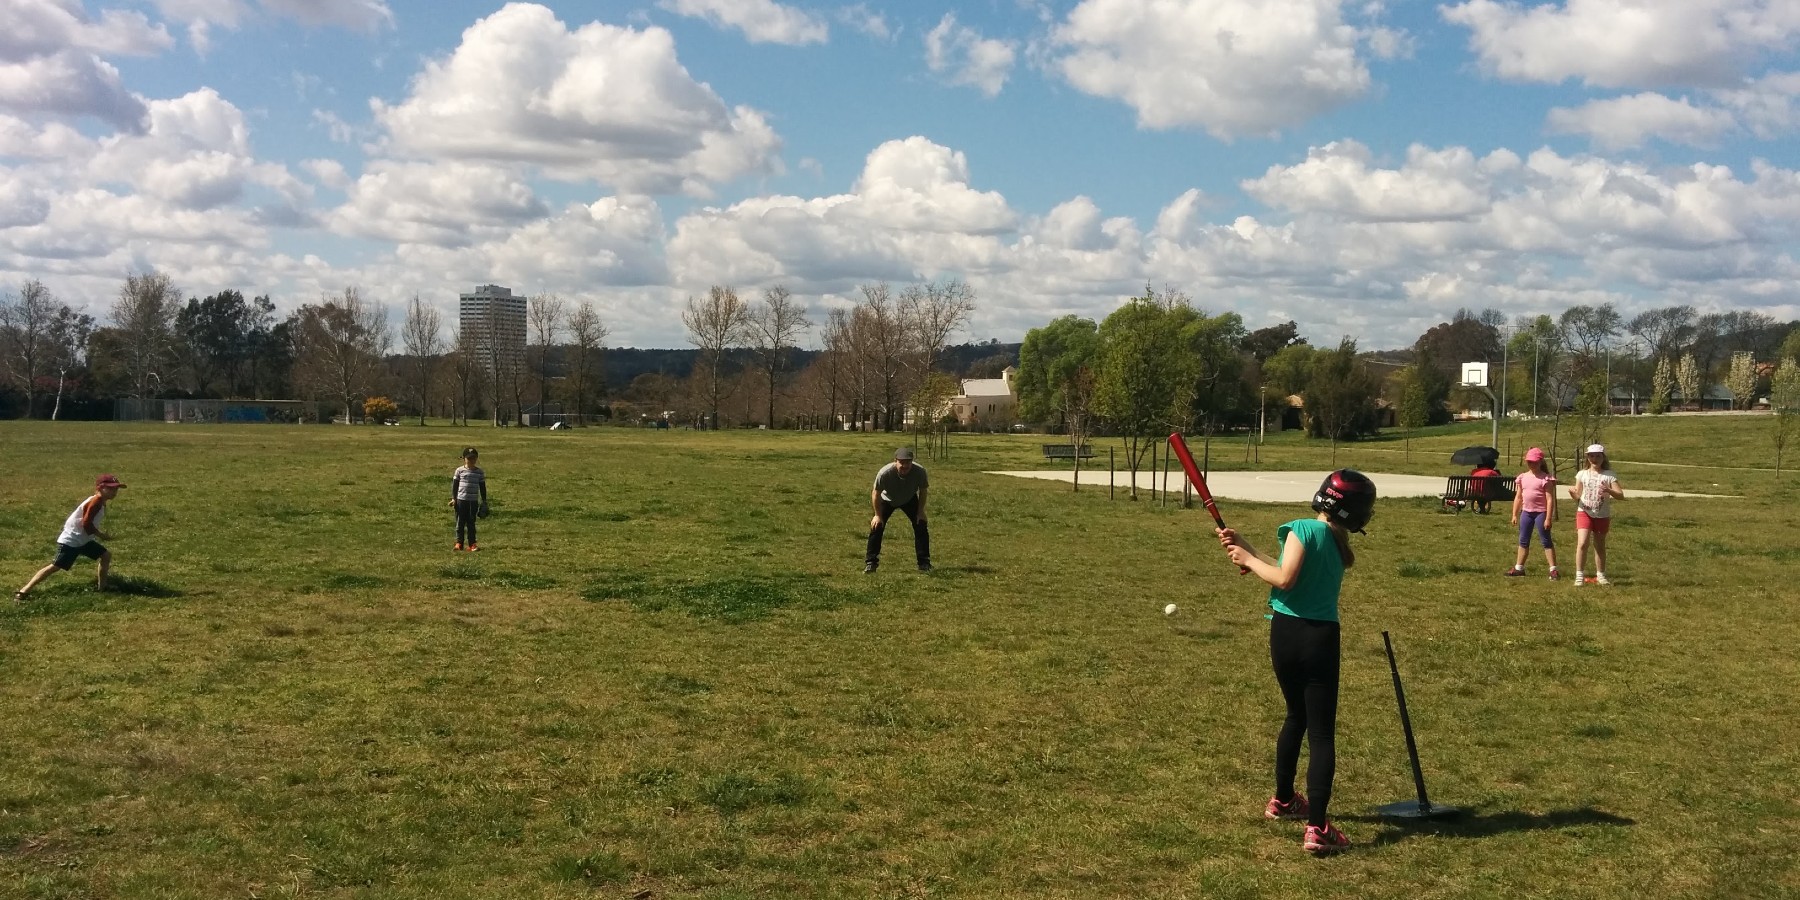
[453, 465, 486, 501]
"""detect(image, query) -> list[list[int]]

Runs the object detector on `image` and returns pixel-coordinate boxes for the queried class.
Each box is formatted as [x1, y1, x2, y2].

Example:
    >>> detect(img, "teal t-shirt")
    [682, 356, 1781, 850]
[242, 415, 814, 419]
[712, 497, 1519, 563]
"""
[1267, 518, 1345, 623]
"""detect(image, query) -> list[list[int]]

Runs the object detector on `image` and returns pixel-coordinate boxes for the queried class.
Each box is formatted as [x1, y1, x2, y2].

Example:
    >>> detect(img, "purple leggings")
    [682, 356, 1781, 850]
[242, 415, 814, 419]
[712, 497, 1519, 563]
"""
[1518, 510, 1554, 548]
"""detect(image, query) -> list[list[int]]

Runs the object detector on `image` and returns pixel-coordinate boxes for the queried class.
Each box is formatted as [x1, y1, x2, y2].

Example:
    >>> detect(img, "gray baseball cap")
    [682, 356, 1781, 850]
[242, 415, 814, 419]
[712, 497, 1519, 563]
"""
[894, 447, 915, 460]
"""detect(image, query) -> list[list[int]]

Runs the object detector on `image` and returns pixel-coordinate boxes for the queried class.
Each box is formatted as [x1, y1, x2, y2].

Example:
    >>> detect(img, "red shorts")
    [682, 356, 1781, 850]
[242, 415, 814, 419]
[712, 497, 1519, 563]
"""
[1575, 512, 1611, 534]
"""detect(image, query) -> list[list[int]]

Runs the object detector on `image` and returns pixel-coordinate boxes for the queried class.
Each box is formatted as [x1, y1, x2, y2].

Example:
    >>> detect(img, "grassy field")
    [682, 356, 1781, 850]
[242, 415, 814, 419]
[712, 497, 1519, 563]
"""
[1, 417, 1796, 899]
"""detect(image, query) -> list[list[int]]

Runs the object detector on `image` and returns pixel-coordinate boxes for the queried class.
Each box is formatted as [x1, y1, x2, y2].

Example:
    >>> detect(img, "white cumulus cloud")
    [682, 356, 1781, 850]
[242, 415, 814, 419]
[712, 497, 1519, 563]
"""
[149, 0, 393, 41]
[1242, 141, 1499, 222]
[1051, 0, 1373, 136]
[924, 14, 1016, 97]
[1546, 93, 1738, 148]
[658, 0, 828, 45]
[371, 3, 782, 195]
[1442, 0, 1800, 89]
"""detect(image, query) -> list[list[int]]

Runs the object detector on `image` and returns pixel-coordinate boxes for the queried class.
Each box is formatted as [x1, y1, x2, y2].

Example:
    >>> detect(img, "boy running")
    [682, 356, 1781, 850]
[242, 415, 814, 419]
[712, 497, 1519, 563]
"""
[15, 474, 126, 603]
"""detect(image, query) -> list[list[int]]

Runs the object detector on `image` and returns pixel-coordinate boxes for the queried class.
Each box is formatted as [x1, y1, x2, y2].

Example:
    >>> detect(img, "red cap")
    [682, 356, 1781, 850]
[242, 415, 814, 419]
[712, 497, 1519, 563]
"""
[96, 474, 126, 489]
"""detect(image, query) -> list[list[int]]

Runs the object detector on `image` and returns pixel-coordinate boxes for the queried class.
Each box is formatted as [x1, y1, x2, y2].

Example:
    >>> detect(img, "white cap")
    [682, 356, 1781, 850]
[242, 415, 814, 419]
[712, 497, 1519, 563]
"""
[1586, 443, 1605, 454]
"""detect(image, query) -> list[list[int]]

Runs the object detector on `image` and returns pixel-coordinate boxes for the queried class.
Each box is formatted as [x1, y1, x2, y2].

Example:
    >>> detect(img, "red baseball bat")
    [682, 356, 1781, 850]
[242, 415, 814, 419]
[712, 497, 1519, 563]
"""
[1168, 431, 1249, 574]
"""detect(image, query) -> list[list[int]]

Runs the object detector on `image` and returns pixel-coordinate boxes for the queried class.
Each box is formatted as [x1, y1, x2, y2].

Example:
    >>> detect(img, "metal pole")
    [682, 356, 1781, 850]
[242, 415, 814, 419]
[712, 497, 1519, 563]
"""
[1109, 447, 1115, 500]
[1375, 631, 1459, 819]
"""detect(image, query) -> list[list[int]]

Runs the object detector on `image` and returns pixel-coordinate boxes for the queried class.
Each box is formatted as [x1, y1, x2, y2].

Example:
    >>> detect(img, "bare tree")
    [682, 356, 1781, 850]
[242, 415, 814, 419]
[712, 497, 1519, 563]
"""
[528, 293, 567, 424]
[291, 287, 392, 423]
[447, 327, 485, 425]
[566, 300, 609, 422]
[745, 285, 811, 428]
[857, 283, 913, 431]
[110, 271, 181, 404]
[401, 295, 443, 425]
[900, 277, 976, 374]
[818, 307, 852, 430]
[46, 306, 94, 421]
[0, 280, 58, 416]
[900, 278, 975, 445]
[682, 285, 750, 429]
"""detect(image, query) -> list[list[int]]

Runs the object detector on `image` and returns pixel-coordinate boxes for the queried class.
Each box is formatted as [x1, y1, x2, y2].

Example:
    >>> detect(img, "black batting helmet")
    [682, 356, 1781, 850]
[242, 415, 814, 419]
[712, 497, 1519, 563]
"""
[1312, 469, 1377, 533]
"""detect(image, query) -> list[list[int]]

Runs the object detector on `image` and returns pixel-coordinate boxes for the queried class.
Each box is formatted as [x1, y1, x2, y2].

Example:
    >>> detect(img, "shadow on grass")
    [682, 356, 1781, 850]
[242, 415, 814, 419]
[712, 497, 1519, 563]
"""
[6, 575, 183, 619]
[1342, 806, 1635, 847]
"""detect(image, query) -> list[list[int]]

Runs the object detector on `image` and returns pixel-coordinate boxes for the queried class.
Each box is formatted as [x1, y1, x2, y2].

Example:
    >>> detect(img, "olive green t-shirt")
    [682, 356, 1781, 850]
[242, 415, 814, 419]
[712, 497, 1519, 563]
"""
[873, 462, 929, 505]
[1267, 518, 1345, 623]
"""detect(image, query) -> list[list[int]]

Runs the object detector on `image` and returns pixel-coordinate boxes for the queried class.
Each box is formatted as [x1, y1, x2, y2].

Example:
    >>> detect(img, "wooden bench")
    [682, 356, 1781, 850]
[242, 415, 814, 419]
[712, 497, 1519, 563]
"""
[1041, 443, 1096, 461]
[1440, 475, 1516, 513]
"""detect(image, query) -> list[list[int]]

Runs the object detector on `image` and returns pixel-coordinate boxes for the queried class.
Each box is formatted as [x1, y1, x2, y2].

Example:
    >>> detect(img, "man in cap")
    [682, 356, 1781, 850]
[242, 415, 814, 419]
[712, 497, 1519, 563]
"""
[865, 447, 931, 573]
[15, 474, 126, 603]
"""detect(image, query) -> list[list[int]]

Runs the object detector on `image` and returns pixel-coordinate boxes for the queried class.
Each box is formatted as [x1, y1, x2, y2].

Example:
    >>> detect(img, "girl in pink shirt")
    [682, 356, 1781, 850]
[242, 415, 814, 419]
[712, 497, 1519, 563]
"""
[1505, 448, 1559, 580]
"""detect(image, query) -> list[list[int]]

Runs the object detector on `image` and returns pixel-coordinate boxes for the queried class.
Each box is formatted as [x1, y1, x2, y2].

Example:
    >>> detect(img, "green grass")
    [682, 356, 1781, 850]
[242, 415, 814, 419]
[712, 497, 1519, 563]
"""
[0, 417, 1796, 898]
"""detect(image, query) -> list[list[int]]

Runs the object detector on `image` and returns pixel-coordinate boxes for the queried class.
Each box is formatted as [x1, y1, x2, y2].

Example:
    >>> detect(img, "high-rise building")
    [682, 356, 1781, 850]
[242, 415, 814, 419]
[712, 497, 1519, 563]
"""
[459, 284, 527, 380]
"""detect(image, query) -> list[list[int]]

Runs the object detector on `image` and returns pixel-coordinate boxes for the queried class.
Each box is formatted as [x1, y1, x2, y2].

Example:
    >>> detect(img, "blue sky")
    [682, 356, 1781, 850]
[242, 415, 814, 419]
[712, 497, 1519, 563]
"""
[4, 0, 1799, 349]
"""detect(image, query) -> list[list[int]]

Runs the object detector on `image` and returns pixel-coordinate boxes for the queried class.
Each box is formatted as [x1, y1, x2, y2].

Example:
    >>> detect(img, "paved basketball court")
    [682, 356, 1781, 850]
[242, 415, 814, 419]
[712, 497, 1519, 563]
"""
[986, 469, 1731, 502]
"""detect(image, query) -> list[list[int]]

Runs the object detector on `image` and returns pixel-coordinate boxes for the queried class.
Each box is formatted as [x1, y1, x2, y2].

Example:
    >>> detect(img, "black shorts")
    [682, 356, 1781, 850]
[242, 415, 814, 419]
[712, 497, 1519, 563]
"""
[53, 541, 107, 570]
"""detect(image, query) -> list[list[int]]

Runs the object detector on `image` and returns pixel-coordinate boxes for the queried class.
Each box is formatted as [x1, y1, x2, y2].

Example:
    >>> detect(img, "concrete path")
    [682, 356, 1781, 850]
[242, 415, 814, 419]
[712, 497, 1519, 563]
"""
[985, 469, 1734, 502]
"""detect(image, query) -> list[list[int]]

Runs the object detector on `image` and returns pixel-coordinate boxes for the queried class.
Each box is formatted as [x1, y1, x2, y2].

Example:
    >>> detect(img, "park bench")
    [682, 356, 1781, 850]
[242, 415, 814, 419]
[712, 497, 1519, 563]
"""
[1440, 474, 1516, 513]
[1042, 443, 1096, 461]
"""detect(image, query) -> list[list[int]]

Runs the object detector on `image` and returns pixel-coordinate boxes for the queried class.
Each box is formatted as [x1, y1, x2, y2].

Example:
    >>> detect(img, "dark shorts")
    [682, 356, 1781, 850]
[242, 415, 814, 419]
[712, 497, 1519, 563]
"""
[53, 541, 107, 570]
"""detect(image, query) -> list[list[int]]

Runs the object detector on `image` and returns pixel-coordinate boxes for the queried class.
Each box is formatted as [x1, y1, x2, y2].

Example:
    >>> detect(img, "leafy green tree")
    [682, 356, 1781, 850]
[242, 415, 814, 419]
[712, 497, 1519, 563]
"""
[1304, 338, 1382, 462]
[1395, 365, 1430, 459]
[1179, 308, 1248, 441]
[1240, 320, 1305, 362]
[1095, 287, 1195, 499]
[1780, 325, 1800, 366]
[1573, 371, 1609, 465]
[1015, 315, 1100, 434]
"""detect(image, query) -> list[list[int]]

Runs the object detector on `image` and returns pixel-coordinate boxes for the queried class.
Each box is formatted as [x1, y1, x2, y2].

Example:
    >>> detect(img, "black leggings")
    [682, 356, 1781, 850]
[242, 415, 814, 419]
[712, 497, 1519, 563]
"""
[454, 499, 479, 545]
[1270, 612, 1341, 826]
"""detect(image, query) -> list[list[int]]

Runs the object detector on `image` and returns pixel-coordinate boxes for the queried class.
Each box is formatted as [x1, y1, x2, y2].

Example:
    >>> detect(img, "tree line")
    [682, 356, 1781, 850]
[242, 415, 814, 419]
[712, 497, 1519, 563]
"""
[1013, 291, 1800, 479]
[0, 273, 999, 430]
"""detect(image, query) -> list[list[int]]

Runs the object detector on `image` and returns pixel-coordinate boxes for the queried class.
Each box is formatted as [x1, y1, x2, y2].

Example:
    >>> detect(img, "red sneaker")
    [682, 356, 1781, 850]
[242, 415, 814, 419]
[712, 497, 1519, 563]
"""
[467, 544, 479, 552]
[453, 543, 464, 551]
[1265, 794, 1309, 820]
[1303, 823, 1350, 854]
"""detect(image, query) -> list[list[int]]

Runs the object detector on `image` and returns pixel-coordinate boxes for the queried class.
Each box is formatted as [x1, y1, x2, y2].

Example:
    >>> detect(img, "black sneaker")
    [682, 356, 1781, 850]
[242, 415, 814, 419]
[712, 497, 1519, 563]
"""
[918, 563, 933, 573]
[863, 562, 877, 574]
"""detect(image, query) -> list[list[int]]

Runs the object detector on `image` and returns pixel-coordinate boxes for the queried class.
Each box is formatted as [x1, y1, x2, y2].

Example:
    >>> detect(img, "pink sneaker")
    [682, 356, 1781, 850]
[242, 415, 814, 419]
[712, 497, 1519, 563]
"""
[1303, 823, 1350, 854]
[1265, 793, 1309, 820]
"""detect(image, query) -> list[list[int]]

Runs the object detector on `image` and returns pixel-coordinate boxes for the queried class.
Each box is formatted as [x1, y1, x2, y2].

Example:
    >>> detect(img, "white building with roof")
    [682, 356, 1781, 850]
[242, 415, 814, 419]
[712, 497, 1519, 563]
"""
[950, 366, 1017, 426]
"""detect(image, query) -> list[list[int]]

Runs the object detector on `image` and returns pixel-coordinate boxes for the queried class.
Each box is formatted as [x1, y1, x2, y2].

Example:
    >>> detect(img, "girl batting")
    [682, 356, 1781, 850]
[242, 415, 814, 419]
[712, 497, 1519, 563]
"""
[1216, 469, 1377, 855]
[1505, 447, 1560, 580]
[1570, 444, 1624, 585]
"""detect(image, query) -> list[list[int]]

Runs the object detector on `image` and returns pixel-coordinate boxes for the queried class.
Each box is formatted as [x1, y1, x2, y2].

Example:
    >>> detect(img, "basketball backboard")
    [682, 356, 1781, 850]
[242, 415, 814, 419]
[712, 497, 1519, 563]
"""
[1460, 362, 1489, 387]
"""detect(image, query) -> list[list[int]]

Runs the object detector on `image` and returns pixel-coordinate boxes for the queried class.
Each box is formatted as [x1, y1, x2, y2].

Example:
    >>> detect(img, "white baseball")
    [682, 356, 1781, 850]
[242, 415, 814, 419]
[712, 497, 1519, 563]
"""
[1163, 603, 1178, 616]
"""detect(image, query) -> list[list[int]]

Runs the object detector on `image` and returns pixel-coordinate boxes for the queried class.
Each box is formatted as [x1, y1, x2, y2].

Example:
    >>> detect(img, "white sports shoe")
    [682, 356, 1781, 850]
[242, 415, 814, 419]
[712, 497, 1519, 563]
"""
[1594, 573, 1611, 586]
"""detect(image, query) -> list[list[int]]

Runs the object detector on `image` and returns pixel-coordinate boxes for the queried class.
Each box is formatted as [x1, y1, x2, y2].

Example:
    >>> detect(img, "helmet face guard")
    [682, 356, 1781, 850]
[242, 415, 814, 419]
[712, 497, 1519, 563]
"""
[1312, 469, 1377, 533]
